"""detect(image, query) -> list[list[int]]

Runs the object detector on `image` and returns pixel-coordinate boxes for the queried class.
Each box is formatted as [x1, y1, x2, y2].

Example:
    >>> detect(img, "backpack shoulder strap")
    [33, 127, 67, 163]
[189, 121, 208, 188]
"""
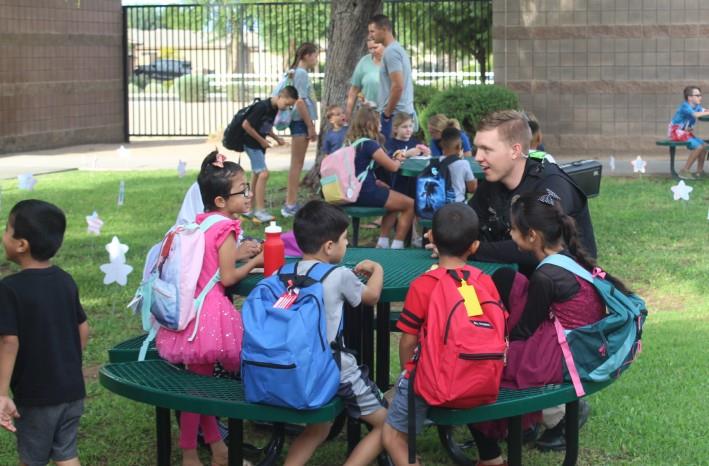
[351, 137, 370, 147]
[304, 262, 338, 282]
[198, 214, 230, 232]
[538, 254, 593, 283]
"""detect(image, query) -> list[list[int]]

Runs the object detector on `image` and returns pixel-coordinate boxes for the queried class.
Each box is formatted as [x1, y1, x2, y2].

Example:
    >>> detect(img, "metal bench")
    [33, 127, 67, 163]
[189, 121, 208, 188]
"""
[342, 206, 387, 247]
[100, 360, 343, 466]
[655, 139, 709, 179]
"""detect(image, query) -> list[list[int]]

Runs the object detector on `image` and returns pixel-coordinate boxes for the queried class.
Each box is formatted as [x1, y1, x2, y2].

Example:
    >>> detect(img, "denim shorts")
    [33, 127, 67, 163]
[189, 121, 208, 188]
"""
[289, 120, 308, 137]
[385, 373, 429, 434]
[244, 145, 267, 173]
[16, 399, 84, 465]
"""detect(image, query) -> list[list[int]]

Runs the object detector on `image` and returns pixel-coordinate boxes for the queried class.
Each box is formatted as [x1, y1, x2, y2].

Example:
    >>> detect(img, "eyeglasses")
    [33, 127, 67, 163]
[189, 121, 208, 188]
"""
[692, 94, 702, 97]
[225, 183, 251, 198]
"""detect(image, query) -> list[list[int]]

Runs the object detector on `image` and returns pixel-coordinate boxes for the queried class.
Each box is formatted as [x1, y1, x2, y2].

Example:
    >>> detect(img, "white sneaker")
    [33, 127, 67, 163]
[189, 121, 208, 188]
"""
[253, 210, 275, 223]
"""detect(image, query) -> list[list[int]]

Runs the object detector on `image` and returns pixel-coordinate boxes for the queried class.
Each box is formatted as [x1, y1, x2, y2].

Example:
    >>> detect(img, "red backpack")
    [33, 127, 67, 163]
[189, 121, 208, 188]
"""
[411, 266, 508, 408]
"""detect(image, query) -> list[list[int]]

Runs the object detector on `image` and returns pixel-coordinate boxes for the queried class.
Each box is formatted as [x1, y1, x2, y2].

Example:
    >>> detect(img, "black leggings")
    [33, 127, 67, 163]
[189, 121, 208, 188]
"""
[470, 426, 502, 460]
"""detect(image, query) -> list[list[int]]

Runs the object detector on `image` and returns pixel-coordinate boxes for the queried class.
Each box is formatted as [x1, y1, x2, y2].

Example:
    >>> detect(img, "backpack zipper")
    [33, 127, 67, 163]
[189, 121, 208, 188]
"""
[243, 360, 296, 369]
[444, 299, 465, 344]
[458, 353, 505, 360]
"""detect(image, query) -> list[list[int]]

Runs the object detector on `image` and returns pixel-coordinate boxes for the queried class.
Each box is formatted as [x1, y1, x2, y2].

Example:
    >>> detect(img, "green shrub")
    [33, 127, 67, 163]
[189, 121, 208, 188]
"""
[175, 74, 210, 102]
[130, 74, 150, 90]
[143, 82, 164, 94]
[413, 84, 440, 113]
[127, 83, 143, 95]
[419, 85, 519, 137]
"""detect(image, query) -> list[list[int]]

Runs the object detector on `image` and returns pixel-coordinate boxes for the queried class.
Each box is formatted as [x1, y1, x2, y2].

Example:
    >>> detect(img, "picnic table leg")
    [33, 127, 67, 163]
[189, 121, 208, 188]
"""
[507, 415, 523, 466]
[563, 401, 580, 466]
[669, 146, 679, 179]
[347, 416, 361, 455]
[351, 217, 360, 247]
[228, 418, 244, 466]
[375, 302, 391, 391]
[155, 407, 171, 466]
[362, 304, 375, 375]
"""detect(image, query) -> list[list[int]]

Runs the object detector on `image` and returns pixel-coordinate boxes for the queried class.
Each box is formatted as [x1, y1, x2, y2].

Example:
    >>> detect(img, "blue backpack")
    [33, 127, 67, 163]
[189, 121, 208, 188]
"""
[539, 254, 648, 396]
[415, 156, 458, 219]
[241, 262, 341, 409]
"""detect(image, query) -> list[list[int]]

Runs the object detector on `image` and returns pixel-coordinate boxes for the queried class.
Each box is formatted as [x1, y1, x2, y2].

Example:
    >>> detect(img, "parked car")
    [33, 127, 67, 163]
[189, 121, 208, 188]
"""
[134, 59, 192, 81]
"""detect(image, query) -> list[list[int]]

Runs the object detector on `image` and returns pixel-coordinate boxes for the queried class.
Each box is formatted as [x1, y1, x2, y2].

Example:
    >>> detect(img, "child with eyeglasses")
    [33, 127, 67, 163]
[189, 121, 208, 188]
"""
[156, 151, 261, 466]
[668, 85, 709, 179]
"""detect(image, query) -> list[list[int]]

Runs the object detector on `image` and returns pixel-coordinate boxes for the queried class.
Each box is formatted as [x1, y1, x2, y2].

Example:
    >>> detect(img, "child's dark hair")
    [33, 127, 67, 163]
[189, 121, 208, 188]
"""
[9, 200, 66, 261]
[433, 204, 479, 257]
[279, 85, 298, 100]
[293, 200, 350, 254]
[510, 191, 631, 294]
[197, 150, 245, 211]
[439, 127, 461, 151]
[289, 42, 318, 70]
[683, 85, 701, 101]
[369, 14, 393, 32]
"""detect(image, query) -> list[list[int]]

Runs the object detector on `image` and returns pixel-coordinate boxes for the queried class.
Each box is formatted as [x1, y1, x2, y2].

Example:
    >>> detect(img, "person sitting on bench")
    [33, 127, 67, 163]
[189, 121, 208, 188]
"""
[667, 85, 709, 179]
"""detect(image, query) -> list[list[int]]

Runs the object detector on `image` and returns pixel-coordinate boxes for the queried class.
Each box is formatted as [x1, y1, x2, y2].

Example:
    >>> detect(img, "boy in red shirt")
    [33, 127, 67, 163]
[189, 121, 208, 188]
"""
[382, 203, 504, 466]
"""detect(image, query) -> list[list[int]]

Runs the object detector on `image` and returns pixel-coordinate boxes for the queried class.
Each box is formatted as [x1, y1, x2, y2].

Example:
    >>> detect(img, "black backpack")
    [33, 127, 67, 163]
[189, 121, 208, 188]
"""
[223, 98, 261, 152]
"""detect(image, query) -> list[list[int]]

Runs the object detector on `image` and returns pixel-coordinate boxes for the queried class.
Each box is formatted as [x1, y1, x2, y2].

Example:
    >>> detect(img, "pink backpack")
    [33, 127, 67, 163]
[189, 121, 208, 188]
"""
[130, 215, 229, 360]
[320, 138, 373, 204]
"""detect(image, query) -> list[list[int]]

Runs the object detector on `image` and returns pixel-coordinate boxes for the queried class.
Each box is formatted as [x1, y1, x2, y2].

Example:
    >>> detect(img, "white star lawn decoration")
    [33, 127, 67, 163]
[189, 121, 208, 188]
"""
[100, 236, 133, 286]
[116, 145, 130, 158]
[100, 260, 133, 286]
[631, 156, 647, 174]
[86, 211, 104, 235]
[608, 155, 616, 172]
[670, 180, 693, 201]
[106, 236, 129, 262]
[17, 173, 37, 191]
[177, 160, 187, 178]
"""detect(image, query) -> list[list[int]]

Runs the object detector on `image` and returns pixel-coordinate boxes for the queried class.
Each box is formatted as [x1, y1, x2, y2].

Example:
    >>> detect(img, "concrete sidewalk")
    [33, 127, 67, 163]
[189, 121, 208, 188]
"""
[0, 136, 685, 180]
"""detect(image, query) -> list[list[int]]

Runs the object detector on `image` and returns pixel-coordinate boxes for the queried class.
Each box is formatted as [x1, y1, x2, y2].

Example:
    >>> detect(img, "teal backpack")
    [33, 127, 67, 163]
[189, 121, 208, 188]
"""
[538, 254, 648, 396]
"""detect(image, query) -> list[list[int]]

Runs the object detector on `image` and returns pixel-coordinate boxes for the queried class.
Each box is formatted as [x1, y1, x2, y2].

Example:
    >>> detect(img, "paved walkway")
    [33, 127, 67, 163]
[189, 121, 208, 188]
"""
[0, 136, 682, 180]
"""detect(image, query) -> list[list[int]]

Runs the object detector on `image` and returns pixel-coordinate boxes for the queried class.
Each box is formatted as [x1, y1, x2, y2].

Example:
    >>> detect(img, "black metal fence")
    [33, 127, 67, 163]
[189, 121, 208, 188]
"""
[125, 0, 493, 137]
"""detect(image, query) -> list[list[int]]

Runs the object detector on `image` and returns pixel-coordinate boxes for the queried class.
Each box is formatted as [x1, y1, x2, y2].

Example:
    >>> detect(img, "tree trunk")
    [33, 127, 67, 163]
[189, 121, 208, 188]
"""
[301, 0, 383, 191]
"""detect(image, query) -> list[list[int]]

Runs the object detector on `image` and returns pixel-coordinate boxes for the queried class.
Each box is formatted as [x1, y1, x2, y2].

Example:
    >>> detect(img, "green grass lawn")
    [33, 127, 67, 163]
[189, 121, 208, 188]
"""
[0, 171, 707, 465]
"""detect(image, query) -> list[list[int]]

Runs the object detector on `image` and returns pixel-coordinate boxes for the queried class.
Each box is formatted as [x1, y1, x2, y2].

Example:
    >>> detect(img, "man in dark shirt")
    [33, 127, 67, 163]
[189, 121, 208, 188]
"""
[469, 110, 597, 276]
[0, 200, 89, 466]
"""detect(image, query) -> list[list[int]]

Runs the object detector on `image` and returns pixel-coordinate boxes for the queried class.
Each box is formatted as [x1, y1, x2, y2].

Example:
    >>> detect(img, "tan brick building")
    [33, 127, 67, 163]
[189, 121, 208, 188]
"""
[492, 0, 709, 157]
[0, 0, 124, 154]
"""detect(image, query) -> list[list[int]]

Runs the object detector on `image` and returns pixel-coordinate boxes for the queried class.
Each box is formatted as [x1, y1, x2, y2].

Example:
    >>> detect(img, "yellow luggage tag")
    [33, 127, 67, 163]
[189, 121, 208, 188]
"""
[458, 280, 483, 317]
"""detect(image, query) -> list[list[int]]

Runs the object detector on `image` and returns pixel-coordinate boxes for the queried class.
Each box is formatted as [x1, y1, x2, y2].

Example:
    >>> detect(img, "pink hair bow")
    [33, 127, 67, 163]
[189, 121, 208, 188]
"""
[212, 153, 227, 168]
[592, 267, 606, 279]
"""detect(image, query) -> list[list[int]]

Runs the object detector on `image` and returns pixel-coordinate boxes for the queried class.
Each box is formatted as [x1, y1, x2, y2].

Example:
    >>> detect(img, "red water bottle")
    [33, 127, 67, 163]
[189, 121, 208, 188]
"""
[263, 221, 285, 276]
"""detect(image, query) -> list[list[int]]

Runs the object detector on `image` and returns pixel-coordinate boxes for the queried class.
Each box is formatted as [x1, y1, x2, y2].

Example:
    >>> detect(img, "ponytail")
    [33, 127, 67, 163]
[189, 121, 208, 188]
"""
[290, 42, 318, 71]
[512, 191, 633, 294]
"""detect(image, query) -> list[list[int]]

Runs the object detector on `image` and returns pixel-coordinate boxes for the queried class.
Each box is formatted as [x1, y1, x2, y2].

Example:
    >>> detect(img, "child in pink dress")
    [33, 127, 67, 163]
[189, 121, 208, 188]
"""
[156, 151, 263, 466]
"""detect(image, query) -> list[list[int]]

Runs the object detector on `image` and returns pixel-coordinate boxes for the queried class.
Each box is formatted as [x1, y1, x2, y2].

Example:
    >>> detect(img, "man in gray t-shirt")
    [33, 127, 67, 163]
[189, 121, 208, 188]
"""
[368, 14, 415, 137]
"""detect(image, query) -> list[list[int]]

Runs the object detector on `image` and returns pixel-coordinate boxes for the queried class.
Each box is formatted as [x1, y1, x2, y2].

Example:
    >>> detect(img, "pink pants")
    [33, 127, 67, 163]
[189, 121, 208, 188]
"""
[179, 363, 222, 449]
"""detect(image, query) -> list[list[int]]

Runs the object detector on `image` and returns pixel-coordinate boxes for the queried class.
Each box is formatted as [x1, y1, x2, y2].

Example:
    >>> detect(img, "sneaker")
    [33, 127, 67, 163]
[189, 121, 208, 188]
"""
[280, 203, 301, 217]
[411, 236, 423, 248]
[253, 210, 275, 224]
[535, 399, 590, 452]
[678, 169, 697, 180]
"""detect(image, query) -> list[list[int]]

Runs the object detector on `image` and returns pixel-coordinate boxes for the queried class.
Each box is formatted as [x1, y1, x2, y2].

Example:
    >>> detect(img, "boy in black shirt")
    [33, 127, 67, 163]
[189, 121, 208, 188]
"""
[241, 85, 298, 223]
[0, 200, 89, 466]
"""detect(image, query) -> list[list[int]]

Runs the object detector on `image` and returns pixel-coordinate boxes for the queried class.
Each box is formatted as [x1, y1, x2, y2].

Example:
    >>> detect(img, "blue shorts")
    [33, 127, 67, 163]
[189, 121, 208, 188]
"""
[687, 136, 705, 150]
[385, 374, 429, 434]
[289, 120, 308, 137]
[244, 145, 267, 173]
[355, 182, 390, 207]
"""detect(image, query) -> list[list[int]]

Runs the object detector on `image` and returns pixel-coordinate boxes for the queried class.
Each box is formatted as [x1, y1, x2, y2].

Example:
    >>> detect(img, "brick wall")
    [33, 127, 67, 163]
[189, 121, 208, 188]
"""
[492, 0, 709, 157]
[0, 0, 124, 154]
